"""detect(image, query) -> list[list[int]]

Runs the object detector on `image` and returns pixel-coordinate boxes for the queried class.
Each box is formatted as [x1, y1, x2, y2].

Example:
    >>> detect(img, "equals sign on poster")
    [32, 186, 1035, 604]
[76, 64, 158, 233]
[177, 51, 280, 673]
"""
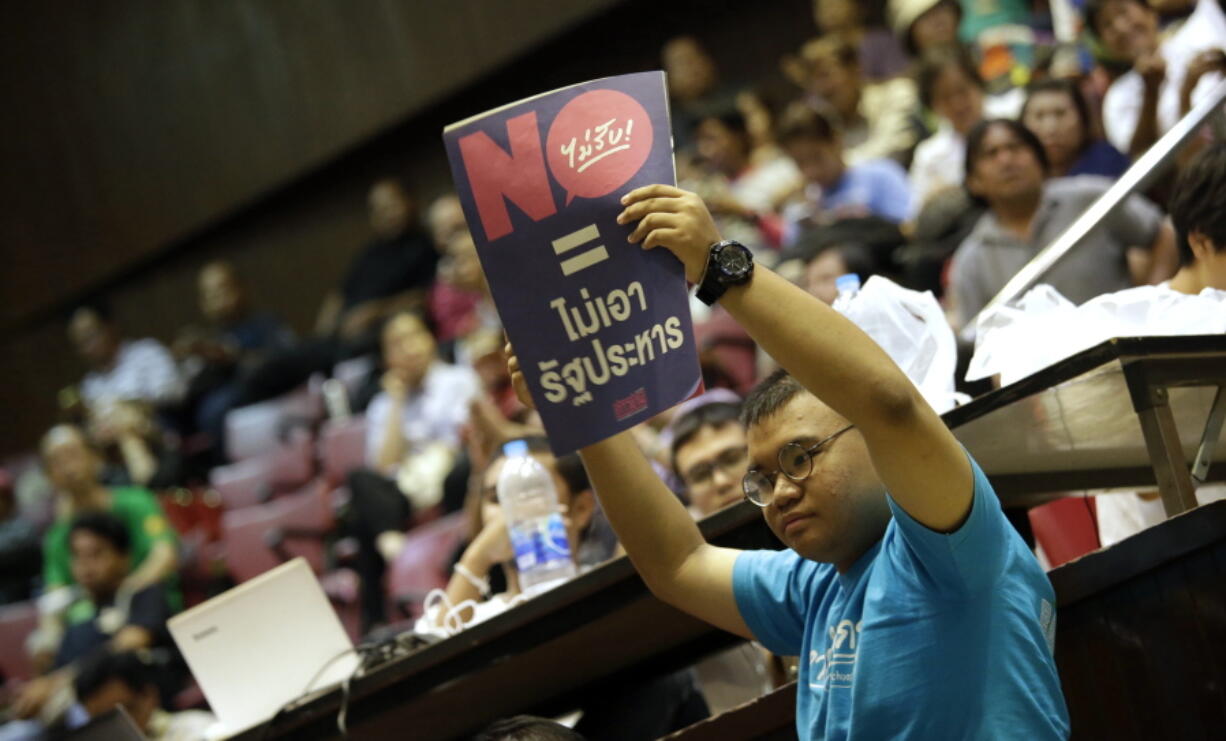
[552, 224, 608, 276]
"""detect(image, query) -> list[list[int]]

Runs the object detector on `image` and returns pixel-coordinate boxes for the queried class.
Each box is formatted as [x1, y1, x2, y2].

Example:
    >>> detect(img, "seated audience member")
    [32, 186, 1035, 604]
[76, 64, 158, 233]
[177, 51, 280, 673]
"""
[662, 36, 736, 155]
[508, 183, 1069, 737]
[796, 35, 920, 165]
[30, 426, 179, 671]
[803, 243, 876, 304]
[74, 651, 214, 741]
[346, 312, 480, 629]
[1096, 143, 1226, 543]
[777, 105, 914, 240]
[428, 231, 500, 359]
[1021, 78, 1131, 179]
[471, 716, 586, 741]
[68, 304, 183, 415]
[685, 107, 800, 256]
[86, 401, 182, 491]
[0, 468, 41, 605]
[812, 0, 909, 81]
[11, 513, 179, 723]
[909, 45, 1022, 215]
[174, 260, 293, 445]
[230, 178, 439, 408]
[425, 193, 469, 254]
[949, 119, 1177, 328]
[1087, 0, 1226, 157]
[887, 0, 962, 58]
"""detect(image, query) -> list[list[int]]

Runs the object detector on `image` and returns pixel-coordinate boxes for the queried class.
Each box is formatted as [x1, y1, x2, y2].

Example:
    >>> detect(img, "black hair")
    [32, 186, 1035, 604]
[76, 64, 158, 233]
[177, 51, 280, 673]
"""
[812, 243, 875, 283]
[69, 511, 131, 555]
[964, 118, 1049, 184]
[470, 715, 587, 741]
[1169, 143, 1226, 266]
[1083, 0, 1148, 37]
[74, 650, 156, 701]
[807, 34, 859, 69]
[669, 402, 742, 473]
[694, 105, 749, 139]
[1021, 78, 1092, 153]
[490, 435, 590, 496]
[915, 44, 983, 110]
[777, 103, 839, 146]
[740, 368, 809, 430]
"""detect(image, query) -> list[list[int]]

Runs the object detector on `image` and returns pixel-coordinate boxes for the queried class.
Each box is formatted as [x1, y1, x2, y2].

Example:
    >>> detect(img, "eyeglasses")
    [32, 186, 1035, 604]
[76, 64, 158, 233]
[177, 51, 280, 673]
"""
[741, 425, 855, 507]
[683, 447, 749, 488]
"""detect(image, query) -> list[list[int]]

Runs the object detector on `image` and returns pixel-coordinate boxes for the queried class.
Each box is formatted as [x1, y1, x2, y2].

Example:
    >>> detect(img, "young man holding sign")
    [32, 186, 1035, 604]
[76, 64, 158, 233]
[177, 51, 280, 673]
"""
[509, 185, 1069, 739]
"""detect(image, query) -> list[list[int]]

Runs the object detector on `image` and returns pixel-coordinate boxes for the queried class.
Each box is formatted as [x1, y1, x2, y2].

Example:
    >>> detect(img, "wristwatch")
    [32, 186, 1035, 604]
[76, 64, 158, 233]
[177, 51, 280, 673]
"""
[696, 240, 754, 306]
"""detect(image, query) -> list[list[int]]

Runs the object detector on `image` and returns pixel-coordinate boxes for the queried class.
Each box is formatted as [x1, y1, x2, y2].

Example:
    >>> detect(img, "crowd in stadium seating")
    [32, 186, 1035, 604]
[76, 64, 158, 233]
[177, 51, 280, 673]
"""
[2, 0, 1224, 738]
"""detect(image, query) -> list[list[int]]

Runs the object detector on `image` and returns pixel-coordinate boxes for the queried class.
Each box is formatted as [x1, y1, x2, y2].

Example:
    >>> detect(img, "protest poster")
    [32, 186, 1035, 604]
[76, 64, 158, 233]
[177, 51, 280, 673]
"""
[443, 71, 702, 454]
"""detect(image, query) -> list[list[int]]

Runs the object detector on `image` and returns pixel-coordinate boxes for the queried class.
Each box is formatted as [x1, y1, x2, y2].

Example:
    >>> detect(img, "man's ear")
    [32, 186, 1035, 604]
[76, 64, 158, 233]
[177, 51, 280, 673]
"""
[1188, 230, 1215, 261]
[571, 489, 596, 532]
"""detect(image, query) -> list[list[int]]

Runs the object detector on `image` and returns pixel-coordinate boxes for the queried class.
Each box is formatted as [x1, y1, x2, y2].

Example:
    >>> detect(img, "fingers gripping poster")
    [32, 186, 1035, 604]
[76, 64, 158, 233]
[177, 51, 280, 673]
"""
[443, 72, 702, 454]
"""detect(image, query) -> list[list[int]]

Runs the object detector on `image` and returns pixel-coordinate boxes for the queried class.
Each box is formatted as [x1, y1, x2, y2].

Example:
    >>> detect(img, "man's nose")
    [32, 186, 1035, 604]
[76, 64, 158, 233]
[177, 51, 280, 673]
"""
[772, 476, 803, 508]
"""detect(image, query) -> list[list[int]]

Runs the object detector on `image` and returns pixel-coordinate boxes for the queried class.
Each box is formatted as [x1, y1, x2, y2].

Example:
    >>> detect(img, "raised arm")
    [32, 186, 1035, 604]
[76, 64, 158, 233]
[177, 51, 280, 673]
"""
[619, 185, 972, 532]
[507, 354, 751, 639]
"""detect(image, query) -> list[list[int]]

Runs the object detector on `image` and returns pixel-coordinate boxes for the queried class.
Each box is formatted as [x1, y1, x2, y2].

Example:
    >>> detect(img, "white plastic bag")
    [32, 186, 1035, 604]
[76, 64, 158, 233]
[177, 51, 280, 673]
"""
[969, 283, 1226, 386]
[836, 276, 962, 413]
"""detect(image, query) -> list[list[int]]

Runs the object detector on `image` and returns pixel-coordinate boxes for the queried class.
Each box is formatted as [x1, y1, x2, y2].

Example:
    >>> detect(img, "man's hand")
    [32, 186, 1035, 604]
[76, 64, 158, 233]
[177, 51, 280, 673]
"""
[1137, 51, 1166, 90]
[617, 185, 722, 283]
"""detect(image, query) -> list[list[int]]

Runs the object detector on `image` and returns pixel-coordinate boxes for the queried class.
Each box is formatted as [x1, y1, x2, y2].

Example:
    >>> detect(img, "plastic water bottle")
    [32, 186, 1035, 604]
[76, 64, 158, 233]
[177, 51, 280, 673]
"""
[831, 273, 861, 313]
[496, 440, 577, 595]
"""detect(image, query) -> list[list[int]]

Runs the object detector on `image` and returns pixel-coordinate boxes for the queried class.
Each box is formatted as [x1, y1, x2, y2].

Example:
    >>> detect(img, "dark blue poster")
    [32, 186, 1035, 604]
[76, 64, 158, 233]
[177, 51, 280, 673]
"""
[443, 72, 702, 454]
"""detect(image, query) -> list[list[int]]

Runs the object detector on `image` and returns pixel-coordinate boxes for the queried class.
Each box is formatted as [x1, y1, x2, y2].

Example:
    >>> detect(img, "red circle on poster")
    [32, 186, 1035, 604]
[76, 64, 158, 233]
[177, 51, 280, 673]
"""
[545, 89, 653, 205]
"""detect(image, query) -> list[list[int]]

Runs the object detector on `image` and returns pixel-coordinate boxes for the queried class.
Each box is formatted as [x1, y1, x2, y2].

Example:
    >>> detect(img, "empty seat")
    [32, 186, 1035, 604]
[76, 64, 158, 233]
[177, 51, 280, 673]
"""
[318, 416, 368, 488]
[387, 512, 469, 619]
[210, 428, 316, 510]
[224, 380, 324, 462]
[220, 483, 336, 582]
[0, 600, 38, 683]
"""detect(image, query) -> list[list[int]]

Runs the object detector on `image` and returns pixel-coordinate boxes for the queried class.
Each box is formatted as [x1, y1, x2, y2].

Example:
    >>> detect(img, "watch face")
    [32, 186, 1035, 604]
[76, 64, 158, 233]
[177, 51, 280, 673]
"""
[718, 244, 751, 275]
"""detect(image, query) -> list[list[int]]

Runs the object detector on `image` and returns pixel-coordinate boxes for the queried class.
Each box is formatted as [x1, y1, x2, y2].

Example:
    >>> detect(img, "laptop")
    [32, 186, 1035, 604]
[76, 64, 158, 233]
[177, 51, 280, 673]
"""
[65, 707, 147, 740]
[168, 558, 359, 738]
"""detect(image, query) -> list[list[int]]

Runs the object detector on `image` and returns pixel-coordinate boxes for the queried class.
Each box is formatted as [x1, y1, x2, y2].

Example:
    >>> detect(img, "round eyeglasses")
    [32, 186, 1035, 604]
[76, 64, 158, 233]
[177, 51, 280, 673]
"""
[741, 424, 855, 507]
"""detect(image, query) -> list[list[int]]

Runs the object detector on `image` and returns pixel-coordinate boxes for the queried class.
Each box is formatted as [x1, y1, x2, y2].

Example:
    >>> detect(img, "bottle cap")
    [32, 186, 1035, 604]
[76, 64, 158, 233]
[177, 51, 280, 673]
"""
[502, 439, 529, 457]
[835, 273, 861, 294]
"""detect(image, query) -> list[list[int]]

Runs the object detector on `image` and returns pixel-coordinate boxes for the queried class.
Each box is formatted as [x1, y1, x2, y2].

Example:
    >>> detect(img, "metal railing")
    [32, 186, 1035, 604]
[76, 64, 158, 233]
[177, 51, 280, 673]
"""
[973, 78, 1226, 326]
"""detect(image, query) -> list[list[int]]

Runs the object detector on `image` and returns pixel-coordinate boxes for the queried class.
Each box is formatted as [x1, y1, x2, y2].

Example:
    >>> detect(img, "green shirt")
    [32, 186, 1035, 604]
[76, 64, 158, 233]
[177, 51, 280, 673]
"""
[42, 487, 181, 614]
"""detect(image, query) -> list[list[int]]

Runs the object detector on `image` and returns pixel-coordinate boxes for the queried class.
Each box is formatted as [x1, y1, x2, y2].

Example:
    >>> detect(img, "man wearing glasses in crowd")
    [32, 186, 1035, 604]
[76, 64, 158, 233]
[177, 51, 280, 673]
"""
[509, 184, 1069, 739]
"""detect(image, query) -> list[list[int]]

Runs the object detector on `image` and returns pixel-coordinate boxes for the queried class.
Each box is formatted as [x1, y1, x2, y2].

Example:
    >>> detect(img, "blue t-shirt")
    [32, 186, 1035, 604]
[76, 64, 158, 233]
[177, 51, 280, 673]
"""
[733, 454, 1069, 740]
[822, 159, 913, 224]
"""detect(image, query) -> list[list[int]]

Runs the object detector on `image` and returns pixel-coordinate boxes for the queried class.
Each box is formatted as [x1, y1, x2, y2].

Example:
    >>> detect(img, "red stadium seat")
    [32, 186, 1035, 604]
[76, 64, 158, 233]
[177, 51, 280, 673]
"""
[0, 600, 38, 683]
[1029, 497, 1101, 568]
[387, 512, 469, 620]
[318, 416, 368, 488]
[209, 428, 316, 510]
[224, 380, 324, 462]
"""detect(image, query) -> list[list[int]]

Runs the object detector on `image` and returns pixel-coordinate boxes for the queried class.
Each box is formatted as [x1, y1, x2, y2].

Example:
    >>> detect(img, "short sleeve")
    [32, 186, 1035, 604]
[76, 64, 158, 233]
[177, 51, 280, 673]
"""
[364, 393, 392, 466]
[949, 236, 990, 327]
[884, 451, 1012, 594]
[125, 489, 177, 549]
[42, 525, 70, 588]
[1105, 191, 1163, 251]
[126, 585, 172, 636]
[732, 549, 822, 656]
[873, 161, 914, 223]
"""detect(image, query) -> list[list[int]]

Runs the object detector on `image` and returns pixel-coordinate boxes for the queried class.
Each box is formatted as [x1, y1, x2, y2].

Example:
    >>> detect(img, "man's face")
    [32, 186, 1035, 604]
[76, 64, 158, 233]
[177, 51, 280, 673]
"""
[381, 314, 437, 387]
[786, 135, 845, 190]
[81, 679, 158, 732]
[807, 56, 859, 118]
[967, 124, 1045, 206]
[746, 393, 882, 565]
[675, 422, 749, 516]
[44, 430, 102, 495]
[69, 530, 129, 599]
[198, 264, 244, 324]
[69, 310, 119, 369]
[804, 249, 849, 305]
[1095, 0, 1159, 62]
[663, 38, 717, 102]
[695, 119, 748, 177]
[369, 181, 414, 238]
[911, 2, 960, 53]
